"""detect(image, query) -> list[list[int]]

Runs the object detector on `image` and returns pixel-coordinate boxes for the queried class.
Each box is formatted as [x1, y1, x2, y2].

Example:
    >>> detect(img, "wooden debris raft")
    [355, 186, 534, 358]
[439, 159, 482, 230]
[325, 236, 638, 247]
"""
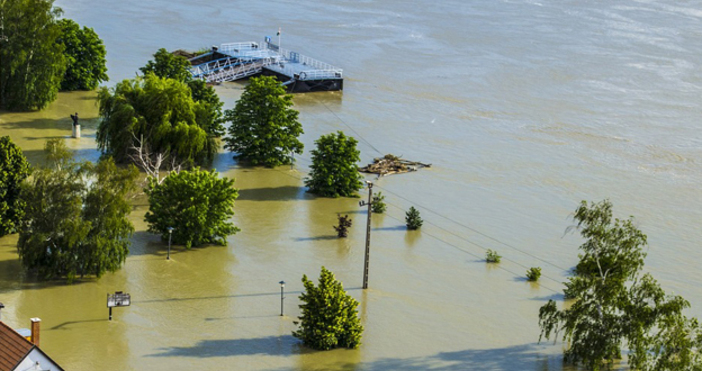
[359, 154, 431, 177]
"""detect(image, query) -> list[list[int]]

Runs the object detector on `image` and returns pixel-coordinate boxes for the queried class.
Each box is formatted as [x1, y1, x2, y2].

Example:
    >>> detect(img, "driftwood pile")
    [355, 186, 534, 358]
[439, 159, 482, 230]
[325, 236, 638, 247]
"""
[359, 154, 431, 177]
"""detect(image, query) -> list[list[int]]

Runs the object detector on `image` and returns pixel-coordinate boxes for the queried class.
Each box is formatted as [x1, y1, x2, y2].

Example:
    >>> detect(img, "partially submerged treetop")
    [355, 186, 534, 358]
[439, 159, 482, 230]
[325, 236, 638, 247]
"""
[538, 200, 702, 371]
[224, 75, 303, 167]
[293, 266, 363, 350]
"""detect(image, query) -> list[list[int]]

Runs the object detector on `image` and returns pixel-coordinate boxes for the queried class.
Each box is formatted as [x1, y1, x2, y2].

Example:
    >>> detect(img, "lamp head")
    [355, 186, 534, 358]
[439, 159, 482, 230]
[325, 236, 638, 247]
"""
[279, 281, 285, 288]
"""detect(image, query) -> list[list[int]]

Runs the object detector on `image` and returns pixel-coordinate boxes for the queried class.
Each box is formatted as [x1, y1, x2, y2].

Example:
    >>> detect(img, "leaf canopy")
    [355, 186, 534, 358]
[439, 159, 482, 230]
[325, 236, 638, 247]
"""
[0, 136, 31, 236]
[223, 75, 303, 167]
[57, 18, 108, 91]
[0, 0, 66, 111]
[144, 168, 239, 249]
[305, 131, 363, 197]
[292, 266, 363, 350]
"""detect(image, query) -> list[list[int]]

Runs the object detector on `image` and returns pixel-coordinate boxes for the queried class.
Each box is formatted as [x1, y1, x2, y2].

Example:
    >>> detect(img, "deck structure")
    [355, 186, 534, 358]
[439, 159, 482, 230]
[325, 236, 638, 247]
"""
[188, 39, 343, 92]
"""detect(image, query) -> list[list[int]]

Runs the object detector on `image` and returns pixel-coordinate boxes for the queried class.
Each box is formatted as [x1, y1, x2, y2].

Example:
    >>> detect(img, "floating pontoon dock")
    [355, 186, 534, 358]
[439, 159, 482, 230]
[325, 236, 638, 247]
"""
[188, 38, 343, 92]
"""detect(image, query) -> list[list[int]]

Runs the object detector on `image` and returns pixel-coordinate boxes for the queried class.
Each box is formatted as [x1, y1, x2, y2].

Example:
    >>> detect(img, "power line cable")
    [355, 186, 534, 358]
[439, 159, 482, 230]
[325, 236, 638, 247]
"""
[312, 96, 383, 155]
[272, 167, 564, 291]
[374, 184, 571, 272]
[379, 211, 562, 294]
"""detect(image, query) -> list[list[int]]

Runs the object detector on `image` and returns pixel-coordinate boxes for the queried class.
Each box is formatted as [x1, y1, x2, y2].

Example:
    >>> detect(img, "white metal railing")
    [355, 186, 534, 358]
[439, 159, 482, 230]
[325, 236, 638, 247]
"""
[195, 40, 343, 82]
[296, 69, 343, 81]
[219, 42, 260, 55]
[277, 47, 340, 72]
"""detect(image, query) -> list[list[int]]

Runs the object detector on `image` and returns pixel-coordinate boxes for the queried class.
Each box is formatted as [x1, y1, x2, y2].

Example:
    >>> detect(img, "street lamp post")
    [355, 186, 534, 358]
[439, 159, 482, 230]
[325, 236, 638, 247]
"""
[167, 227, 174, 260]
[279, 281, 285, 316]
[359, 181, 373, 289]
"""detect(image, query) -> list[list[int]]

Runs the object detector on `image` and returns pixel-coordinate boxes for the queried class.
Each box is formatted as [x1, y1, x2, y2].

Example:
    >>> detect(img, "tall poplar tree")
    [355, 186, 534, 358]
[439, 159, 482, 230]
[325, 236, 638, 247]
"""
[0, 0, 66, 111]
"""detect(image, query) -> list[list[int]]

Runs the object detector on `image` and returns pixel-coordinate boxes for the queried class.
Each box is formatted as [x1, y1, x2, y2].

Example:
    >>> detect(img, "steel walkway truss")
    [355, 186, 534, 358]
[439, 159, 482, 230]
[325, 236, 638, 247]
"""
[190, 55, 276, 83]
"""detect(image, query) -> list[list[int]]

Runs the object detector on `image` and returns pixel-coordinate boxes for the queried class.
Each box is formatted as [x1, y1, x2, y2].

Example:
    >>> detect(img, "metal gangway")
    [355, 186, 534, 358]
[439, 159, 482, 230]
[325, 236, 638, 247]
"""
[188, 40, 343, 84]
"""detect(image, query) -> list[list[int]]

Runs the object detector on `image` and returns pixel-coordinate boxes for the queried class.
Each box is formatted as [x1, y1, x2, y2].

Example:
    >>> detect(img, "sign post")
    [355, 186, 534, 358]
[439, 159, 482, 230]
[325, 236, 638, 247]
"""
[107, 291, 131, 321]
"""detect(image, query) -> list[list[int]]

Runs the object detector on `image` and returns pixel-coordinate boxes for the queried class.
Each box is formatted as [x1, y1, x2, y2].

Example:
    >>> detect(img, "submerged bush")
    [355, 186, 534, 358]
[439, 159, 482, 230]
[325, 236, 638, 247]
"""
[526, 267, 542, 282]
[486, 249, 501, 263]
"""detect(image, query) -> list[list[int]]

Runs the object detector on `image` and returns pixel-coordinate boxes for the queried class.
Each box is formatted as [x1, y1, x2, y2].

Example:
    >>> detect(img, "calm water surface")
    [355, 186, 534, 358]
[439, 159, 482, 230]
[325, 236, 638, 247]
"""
[1, 0, 702, 370]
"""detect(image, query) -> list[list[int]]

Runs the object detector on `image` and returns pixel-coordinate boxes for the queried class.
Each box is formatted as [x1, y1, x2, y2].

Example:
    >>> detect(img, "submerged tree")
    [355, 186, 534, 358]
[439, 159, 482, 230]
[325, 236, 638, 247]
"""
[538, 200, 702, 371]
[224, 75, 304, 167]
[140, 48, 193, 83]
[334, 214, 352, 238]
[96, 74, 222, 166]
[17, 139, 138, 282]
[405, 206, 423, 230]
[0, 0, 66, 110]
[144, 168, 239, 249]
[140, 48, 225, 135]
[57, 19, 108, 91]
[305, 131, 362, 197]
[0, 136, 31, 236]
[293, 266, 363, 350]
[371, 192, 387, 214]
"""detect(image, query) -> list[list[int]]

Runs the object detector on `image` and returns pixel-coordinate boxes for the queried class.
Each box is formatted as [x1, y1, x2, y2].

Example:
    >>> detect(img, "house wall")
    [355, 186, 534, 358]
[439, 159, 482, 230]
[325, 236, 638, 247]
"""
[14, 349, 59, 371]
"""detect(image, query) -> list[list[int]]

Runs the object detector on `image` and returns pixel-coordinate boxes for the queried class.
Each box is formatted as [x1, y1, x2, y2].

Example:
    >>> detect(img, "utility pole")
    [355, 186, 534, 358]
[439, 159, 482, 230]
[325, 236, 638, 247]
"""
[359, 181, 373, 289]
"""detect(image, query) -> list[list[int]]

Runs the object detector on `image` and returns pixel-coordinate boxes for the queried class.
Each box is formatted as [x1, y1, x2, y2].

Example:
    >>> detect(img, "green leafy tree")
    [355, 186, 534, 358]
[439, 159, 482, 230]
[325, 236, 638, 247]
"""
[144, 168, 239, 249]
[405, 206, 423, 230]
[0, 0, 66, 111]
[305, 131, 362, 197]
[96, 74, 222, 166]
[57, 19, 108, 91]
[539, 200, 702, 371]
[140, 49, 224, 133]
[17, 139, 138, 282]
[0, 136, 31, 236]
[223, 75, 303, 167]
[371, 192, 387, 214]
[140, 48, 193, 83]
[293, 266, 363, 350]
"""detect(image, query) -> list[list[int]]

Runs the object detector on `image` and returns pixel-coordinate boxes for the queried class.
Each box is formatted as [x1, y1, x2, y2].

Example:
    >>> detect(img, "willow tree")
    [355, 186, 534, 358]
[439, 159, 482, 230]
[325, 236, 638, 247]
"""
[224, 75, 303, 167]
[96, 74, 221, 167]
[17, 139, 138, 282]
[57, 18, 108, 91]
[140, 48, 224, 135]
[0, 0, 66, 110]
[0, 136, 31, 236]
[539, 200, 702, 370]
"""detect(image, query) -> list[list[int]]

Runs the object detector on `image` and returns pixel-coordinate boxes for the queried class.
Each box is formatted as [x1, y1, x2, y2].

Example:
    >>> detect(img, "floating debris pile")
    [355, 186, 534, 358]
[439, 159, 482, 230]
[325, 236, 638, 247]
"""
[359, 154, 431, 177]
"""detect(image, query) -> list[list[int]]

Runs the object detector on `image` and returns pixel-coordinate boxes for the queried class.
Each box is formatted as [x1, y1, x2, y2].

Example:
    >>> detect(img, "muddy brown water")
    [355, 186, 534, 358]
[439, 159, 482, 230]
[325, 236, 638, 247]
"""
[2, 0, 702, 370]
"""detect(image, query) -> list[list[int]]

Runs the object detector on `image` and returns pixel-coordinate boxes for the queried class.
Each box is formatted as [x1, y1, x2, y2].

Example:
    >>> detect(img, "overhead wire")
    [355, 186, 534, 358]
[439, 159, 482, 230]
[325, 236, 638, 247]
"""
[290, 97, 571, 293]
[271, 165, 566, 294]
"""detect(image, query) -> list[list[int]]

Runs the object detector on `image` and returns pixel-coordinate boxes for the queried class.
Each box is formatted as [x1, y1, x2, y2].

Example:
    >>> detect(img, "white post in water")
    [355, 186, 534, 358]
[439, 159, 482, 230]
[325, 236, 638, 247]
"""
[70, 112, 81, 138]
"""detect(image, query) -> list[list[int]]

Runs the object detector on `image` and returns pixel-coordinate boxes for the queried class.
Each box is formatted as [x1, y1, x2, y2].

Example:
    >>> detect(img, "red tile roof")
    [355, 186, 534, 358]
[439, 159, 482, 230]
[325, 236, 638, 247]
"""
[0, 321, 33, 371]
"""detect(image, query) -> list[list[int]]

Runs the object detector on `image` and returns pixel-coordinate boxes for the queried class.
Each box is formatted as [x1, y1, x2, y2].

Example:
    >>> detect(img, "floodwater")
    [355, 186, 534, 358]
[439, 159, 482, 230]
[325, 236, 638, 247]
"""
[2, 0, 702, 370]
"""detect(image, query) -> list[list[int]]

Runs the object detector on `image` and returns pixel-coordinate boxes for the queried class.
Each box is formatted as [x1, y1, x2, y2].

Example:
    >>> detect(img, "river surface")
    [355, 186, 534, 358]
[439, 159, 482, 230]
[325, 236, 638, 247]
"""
[1, 0, 702, 370]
